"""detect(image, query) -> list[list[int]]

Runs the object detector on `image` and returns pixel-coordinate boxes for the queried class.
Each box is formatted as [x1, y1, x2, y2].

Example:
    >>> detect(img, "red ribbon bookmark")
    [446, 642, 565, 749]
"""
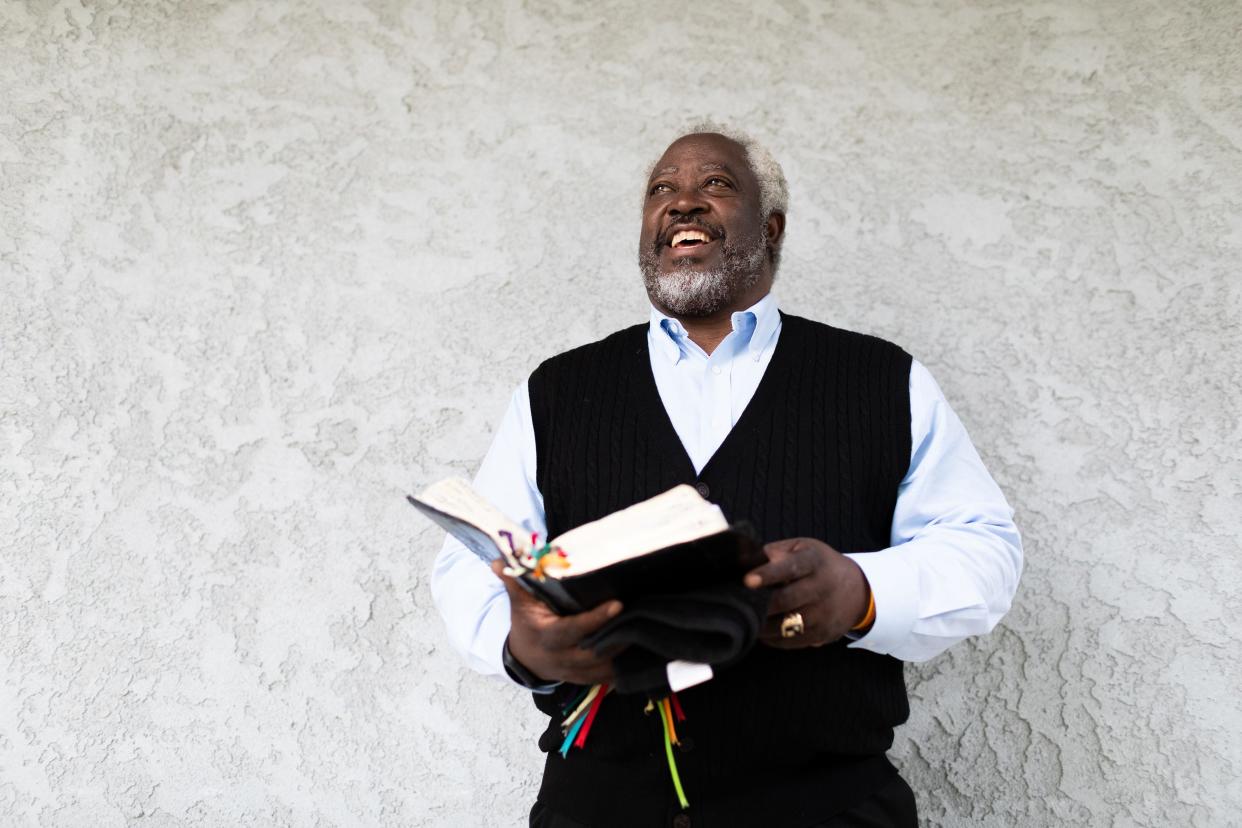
[573, 683, 609, 749]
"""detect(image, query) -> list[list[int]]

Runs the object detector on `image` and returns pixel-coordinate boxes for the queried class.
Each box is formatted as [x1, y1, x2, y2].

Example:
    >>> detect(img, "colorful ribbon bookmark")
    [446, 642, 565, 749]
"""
[559, 684, 608, 757]
[658, 694, 689, 809]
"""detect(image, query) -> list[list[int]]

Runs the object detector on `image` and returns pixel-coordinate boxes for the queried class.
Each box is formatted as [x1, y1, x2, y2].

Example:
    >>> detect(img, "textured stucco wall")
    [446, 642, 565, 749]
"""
[2, 1, 1240, 825]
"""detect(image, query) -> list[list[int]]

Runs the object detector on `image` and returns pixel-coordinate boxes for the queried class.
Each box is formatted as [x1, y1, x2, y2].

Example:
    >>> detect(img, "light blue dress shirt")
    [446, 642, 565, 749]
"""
[431, 294, 1023, 682]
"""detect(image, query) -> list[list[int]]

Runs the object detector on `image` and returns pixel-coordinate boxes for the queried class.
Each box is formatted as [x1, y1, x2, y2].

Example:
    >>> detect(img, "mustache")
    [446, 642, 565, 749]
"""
[655, 217, 726, 249]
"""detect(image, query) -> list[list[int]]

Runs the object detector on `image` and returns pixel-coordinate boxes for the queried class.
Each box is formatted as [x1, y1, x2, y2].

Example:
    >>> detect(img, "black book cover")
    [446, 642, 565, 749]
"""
[537, 525, 765, 614]
[409, 494, 765, 615]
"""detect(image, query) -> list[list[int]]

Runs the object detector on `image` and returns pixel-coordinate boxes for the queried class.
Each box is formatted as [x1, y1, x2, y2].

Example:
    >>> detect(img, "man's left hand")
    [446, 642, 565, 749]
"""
[744, 538, 870, 649]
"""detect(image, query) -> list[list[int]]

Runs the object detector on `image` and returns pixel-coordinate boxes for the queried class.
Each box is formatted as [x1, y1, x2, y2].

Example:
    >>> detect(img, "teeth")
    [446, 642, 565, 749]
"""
[671, 229, 711, 246]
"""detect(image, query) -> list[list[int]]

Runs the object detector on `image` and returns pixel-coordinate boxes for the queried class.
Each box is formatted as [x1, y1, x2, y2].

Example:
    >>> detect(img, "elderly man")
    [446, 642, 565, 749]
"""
[432, 126, 1022, 828]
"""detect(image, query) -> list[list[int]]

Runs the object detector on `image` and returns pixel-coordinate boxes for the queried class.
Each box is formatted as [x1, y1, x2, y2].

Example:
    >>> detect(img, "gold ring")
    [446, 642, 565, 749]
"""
[780, 611, 805, 639]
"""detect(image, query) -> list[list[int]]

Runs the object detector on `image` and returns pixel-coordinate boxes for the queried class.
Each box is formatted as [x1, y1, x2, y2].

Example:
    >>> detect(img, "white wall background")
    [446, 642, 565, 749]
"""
[2, 1, 1240, 825]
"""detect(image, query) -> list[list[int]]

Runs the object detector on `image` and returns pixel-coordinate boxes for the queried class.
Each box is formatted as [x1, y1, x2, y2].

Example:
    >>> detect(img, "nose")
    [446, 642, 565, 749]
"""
[667, 188, 708, 218]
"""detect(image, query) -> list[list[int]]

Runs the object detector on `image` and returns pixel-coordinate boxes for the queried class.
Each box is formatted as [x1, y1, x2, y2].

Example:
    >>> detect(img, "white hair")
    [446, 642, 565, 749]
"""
[642, 120, 789, 273]
[643, 119, 790, 220]
[686, 119, 789, 219]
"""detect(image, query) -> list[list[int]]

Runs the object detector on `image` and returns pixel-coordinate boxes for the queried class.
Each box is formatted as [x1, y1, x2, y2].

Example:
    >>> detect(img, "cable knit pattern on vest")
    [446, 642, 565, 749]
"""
[527, 314, 913, 827]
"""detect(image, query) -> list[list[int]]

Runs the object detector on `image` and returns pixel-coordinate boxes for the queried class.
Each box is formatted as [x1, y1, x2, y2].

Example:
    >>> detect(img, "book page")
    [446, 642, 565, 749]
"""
[551, 485, 729, 576]
[413, 478, 529, 558]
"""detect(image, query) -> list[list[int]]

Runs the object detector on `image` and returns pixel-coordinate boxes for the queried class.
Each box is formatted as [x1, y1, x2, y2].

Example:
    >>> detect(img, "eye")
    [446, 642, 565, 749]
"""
[648, 182, 672, 196]
[705, 176, 733, 189]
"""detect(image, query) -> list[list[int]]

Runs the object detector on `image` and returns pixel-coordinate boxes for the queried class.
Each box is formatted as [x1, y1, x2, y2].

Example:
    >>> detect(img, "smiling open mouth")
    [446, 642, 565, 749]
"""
[670, 229, 713, 248]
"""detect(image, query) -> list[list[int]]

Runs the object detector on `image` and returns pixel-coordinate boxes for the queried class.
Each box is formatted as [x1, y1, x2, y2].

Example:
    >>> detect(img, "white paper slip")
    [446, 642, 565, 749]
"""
[666, 660, 714, 692]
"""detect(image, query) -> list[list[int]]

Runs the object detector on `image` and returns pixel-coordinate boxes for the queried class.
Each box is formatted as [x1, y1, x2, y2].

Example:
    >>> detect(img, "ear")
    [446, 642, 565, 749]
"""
[765, 212, 786, 248]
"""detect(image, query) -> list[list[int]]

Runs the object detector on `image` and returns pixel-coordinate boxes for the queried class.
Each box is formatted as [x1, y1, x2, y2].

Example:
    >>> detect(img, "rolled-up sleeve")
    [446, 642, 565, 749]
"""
[429, 382, 547, 681]
[844, 360, 1023, 662]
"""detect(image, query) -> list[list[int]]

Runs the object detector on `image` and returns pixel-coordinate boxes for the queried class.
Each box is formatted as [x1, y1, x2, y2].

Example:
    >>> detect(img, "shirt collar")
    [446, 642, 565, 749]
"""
[648, 292, 781, 364]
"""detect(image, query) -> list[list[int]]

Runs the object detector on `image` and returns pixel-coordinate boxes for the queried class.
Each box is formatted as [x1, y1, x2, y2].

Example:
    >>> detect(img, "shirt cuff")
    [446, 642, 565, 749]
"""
[502, 635, 562, 694]
[843, 548, 920, 657]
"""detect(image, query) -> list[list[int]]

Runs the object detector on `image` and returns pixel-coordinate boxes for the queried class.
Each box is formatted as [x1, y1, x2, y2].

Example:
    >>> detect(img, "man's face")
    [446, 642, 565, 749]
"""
[638, 133, 772, 317]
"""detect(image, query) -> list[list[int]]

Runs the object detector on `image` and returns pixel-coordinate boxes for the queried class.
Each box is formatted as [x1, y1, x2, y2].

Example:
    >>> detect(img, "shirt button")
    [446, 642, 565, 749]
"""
[695, 482, 710, 499]
[673, 814, 691, 828]
[711, 366, 722, 375]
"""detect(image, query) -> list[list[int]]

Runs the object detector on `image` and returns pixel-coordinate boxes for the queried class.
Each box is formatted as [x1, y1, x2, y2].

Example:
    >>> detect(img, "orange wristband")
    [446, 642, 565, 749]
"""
[850, 588, 876, 632]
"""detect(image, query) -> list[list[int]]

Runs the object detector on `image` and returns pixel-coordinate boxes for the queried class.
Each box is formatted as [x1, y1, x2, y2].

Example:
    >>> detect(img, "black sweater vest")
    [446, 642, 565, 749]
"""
[527, 314, 913, 828]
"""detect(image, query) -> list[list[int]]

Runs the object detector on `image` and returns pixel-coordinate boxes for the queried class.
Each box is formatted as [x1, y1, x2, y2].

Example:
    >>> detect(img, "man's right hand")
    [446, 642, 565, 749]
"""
[492, 560, 623, 686]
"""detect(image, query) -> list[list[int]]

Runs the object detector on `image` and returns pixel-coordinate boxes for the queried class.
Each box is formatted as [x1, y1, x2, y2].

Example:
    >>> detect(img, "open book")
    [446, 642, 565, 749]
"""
[410, 479, 765, 615]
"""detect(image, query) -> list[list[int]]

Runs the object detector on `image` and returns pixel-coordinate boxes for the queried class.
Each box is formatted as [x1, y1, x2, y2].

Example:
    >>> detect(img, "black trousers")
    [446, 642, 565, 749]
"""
[530, 772, 918, 828]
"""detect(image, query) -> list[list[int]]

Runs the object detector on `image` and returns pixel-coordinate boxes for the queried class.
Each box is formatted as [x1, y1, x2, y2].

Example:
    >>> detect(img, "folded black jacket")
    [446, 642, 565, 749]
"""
[582, 584, 772, 695]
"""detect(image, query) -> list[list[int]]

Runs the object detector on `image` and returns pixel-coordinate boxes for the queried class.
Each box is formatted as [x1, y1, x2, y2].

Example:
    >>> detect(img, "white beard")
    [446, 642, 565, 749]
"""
[639, 232, 767, 317]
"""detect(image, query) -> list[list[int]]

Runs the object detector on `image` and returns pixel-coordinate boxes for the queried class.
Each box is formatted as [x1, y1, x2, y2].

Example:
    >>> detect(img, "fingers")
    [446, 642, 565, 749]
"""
[760, 632, 814, 650]
[745, 540, 818, 588]
[490, 559, 526, 600]
[743, 538, 856, 650]
[758, 609, 826, 649]
[542, 598, 623, 649]
[491, 559, 554, 612]
[761, 538, 802, 558]
[759, 617, 802, 647]
[491, 560, 624, 676]
[539, 606, 622, 678]
[565, 660, 616, 686]
[766, 578, 820, 615]
[590, 639, 628, 660]
[556, 641, 619, 673]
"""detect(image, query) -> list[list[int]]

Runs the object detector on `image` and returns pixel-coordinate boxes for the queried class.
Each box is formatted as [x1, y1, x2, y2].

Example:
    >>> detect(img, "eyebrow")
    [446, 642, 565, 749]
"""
[649, 162, 738, 178]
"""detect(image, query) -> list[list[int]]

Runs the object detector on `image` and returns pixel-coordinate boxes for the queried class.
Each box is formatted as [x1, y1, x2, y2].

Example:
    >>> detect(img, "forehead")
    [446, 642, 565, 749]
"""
[649, 133, 755, 183]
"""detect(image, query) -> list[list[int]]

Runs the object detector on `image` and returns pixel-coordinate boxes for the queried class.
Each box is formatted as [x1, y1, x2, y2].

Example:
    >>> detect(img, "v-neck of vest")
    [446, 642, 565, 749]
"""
[633, 311, 799, 482]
